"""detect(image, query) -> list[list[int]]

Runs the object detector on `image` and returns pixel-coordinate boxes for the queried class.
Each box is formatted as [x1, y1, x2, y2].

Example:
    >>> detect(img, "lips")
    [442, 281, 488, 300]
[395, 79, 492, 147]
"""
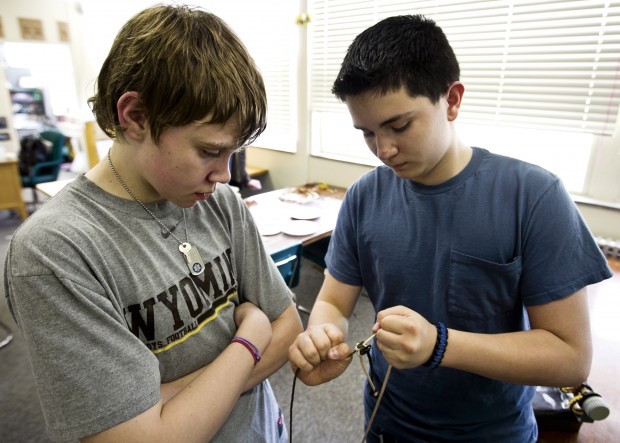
[194, 184, 216, 201]
[195, 188, 216, 199]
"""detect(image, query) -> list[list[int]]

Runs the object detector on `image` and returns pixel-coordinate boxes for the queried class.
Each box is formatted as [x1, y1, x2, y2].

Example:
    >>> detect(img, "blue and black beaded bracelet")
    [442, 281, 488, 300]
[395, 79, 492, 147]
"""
[423, 321, 448, 369]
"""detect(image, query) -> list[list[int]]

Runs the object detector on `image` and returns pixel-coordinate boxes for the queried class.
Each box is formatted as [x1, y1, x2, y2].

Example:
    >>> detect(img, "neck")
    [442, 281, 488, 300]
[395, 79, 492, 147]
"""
[86, 143, 155, 202]
[442, 140, 472, 182]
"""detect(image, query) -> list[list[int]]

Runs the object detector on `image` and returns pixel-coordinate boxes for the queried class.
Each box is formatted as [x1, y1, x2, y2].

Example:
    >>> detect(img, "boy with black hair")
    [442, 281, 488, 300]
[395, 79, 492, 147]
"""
[289, 15, 611, 442]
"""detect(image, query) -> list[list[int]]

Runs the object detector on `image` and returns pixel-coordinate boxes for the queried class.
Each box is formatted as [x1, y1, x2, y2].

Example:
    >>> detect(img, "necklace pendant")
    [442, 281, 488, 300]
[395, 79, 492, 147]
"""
[179, 242, 205, 276]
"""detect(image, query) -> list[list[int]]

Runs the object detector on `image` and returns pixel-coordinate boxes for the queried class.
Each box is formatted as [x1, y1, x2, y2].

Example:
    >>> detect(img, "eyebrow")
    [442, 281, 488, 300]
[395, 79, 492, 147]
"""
[196, 141, 239, 151]
[353, 110, 416, 130]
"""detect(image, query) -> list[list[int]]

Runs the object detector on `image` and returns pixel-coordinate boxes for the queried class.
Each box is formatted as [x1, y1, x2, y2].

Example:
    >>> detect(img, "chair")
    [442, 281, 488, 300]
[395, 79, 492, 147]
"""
[271, 243, 311, 315]
[302, 236, 331, 269]
[21, 129, 66, 204]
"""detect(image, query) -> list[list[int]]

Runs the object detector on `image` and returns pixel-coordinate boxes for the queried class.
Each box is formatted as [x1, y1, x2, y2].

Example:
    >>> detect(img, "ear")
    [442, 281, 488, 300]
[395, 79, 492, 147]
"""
[117, 91, 147, 142]
[445, 81, 464, 122]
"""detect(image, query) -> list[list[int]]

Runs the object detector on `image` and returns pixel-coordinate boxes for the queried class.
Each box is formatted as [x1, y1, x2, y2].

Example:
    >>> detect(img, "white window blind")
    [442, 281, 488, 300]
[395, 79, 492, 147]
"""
[207, 0, 298, 152]
[309, 0, 620, 137]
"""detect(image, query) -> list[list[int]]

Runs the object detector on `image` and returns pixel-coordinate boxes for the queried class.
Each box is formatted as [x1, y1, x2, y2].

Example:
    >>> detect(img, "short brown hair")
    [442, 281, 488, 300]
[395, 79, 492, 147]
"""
[88, 4, 267, 146]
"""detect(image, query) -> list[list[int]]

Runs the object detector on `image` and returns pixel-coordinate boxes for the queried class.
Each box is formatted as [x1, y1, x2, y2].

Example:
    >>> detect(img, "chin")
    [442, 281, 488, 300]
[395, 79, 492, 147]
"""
[175, 199, 198, 208]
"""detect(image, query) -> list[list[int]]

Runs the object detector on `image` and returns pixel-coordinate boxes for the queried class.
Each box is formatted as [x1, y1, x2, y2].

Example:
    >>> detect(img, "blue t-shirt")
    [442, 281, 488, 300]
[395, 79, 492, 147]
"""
[326, 147, 612, 442]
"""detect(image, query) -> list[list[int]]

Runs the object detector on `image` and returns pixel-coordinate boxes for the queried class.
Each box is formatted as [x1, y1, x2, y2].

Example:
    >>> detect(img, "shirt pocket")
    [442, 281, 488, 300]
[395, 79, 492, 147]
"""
[448, 249, 522, 324]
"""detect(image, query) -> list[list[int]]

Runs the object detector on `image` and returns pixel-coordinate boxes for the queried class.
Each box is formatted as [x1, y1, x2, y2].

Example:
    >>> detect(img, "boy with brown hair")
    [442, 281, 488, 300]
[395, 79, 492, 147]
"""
[6, 5, 302, 442]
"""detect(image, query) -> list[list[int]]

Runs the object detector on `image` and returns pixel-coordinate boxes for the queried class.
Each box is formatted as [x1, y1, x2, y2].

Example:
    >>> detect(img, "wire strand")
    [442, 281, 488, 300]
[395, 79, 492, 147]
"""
[361, 365, 392, 442]
[289, 333, 389, 443]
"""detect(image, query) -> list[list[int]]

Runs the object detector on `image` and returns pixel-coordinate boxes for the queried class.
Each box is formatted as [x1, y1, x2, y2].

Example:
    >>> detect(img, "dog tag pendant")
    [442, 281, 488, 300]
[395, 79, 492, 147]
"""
[179, 242, 205, 276]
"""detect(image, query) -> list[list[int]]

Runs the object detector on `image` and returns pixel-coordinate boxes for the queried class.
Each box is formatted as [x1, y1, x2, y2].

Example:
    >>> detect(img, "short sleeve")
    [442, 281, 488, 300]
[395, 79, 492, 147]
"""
[6, 260, 161, 441]
[519, 179, 612, 305]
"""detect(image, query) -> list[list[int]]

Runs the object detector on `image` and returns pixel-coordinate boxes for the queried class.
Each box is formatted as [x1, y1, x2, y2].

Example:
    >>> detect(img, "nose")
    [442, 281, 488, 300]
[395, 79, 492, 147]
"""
[375, 135, 398, 161]
[207, 154, 232, 184]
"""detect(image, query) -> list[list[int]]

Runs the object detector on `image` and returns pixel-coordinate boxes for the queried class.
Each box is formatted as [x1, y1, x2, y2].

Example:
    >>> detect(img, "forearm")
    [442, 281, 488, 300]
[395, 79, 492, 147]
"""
[243, 303, 303, 390]
[306, 272, 362, 335]
[287, 273, 363, 386]
[160, 367, 204, 404]
[84, 303, 274, 442]
[443, 289, 592, 387]
[444, 327, 590, 387]
[161, 304, 302, 399]
[84, 344, 256, 443]
[307, 299, 350, 336]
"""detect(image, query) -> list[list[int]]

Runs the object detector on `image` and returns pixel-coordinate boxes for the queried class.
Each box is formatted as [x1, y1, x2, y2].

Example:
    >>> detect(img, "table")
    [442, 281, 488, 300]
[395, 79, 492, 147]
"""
[35, 177, 75, 199]
[0, 158, 28, 221]
[246, 183, 345, 255]
[246, 165, 269, 179]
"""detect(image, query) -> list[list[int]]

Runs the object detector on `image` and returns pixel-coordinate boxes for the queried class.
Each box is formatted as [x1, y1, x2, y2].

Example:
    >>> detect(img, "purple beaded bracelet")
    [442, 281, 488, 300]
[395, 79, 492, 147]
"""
[231, 336, 261, 365]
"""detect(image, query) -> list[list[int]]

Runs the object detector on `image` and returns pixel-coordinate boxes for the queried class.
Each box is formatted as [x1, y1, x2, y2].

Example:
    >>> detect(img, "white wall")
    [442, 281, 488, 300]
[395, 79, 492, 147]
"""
[0, 66, 20, 155]
[0, 0, 87, 162]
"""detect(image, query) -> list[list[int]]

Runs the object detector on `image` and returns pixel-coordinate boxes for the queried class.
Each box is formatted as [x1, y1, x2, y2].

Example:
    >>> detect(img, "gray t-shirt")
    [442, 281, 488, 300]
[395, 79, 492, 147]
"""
[4, 175, 293, 442]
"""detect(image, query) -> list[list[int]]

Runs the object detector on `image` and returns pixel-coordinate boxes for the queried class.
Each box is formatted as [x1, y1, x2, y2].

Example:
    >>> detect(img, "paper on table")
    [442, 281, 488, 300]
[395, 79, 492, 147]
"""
[289, 205, 322, 220]
[257, 222, 282, 236]
[250, 203, 283, 236]
[279, 188, 320, 204]
[282, 220, 319, 236]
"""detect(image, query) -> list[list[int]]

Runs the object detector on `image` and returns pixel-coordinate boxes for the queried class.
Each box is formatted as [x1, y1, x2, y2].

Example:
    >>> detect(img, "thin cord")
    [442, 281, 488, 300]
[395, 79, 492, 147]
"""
[361, 365, 392, 443]
[359, 352, 377, 394]
[290, 368, 300, 441]
[289, 333, 390, 443]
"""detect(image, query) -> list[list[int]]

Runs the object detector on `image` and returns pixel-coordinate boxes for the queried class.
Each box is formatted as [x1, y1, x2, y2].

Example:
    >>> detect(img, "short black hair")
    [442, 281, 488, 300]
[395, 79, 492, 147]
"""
[332, 15, 460, 103]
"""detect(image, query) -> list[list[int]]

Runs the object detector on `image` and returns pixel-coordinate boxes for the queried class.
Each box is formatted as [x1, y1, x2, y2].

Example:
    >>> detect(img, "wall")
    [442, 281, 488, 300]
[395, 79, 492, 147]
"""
[0, 0, 87, 164]
[576, 117, 620, 240]
[577, 204, 620, 239]
[0, 66, 20, 155]
[0, 0, 73, 43]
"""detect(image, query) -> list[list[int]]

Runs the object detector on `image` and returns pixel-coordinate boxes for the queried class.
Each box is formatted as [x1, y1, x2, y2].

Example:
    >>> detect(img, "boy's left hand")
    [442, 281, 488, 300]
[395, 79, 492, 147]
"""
[372, 305, 437, 369]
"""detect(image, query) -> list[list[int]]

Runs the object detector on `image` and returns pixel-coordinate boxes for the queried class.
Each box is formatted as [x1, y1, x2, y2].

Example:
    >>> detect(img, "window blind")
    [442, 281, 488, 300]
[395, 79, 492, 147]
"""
[309, 0, 620, 136]
[208, 0, 298, 152]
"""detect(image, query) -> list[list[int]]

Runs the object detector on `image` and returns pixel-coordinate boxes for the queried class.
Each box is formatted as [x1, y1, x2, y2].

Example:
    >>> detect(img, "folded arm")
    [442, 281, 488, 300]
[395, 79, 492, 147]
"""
[82, 302, 274, 443]
[243, 302, 303, 390]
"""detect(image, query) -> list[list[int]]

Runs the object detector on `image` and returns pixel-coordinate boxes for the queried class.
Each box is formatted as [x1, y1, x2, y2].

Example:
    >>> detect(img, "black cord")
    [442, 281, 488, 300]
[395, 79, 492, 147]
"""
[289, 334, 377, 442]
[290, 367, 301, 442]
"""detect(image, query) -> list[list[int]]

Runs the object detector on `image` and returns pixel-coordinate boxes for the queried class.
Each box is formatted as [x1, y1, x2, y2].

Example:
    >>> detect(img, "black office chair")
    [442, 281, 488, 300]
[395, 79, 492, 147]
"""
[271, 243, 310, 315]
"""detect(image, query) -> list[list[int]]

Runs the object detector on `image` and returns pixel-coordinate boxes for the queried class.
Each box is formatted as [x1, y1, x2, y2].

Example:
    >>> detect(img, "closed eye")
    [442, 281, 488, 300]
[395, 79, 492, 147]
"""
[200, 146, 242, 159]
[392, 122, 410, 133]
[361, 130, 374, 138]
[201, 149, 221, 159]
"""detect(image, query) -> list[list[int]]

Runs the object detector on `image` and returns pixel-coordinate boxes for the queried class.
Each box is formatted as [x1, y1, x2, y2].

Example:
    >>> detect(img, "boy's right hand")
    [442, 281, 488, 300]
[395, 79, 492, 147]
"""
[234, 302, 272, 353]
[288, 324, 353, 386]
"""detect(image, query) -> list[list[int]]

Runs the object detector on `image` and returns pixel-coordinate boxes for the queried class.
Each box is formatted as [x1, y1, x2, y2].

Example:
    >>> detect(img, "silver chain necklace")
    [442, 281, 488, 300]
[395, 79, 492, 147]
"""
[107, 150, 205, 276]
